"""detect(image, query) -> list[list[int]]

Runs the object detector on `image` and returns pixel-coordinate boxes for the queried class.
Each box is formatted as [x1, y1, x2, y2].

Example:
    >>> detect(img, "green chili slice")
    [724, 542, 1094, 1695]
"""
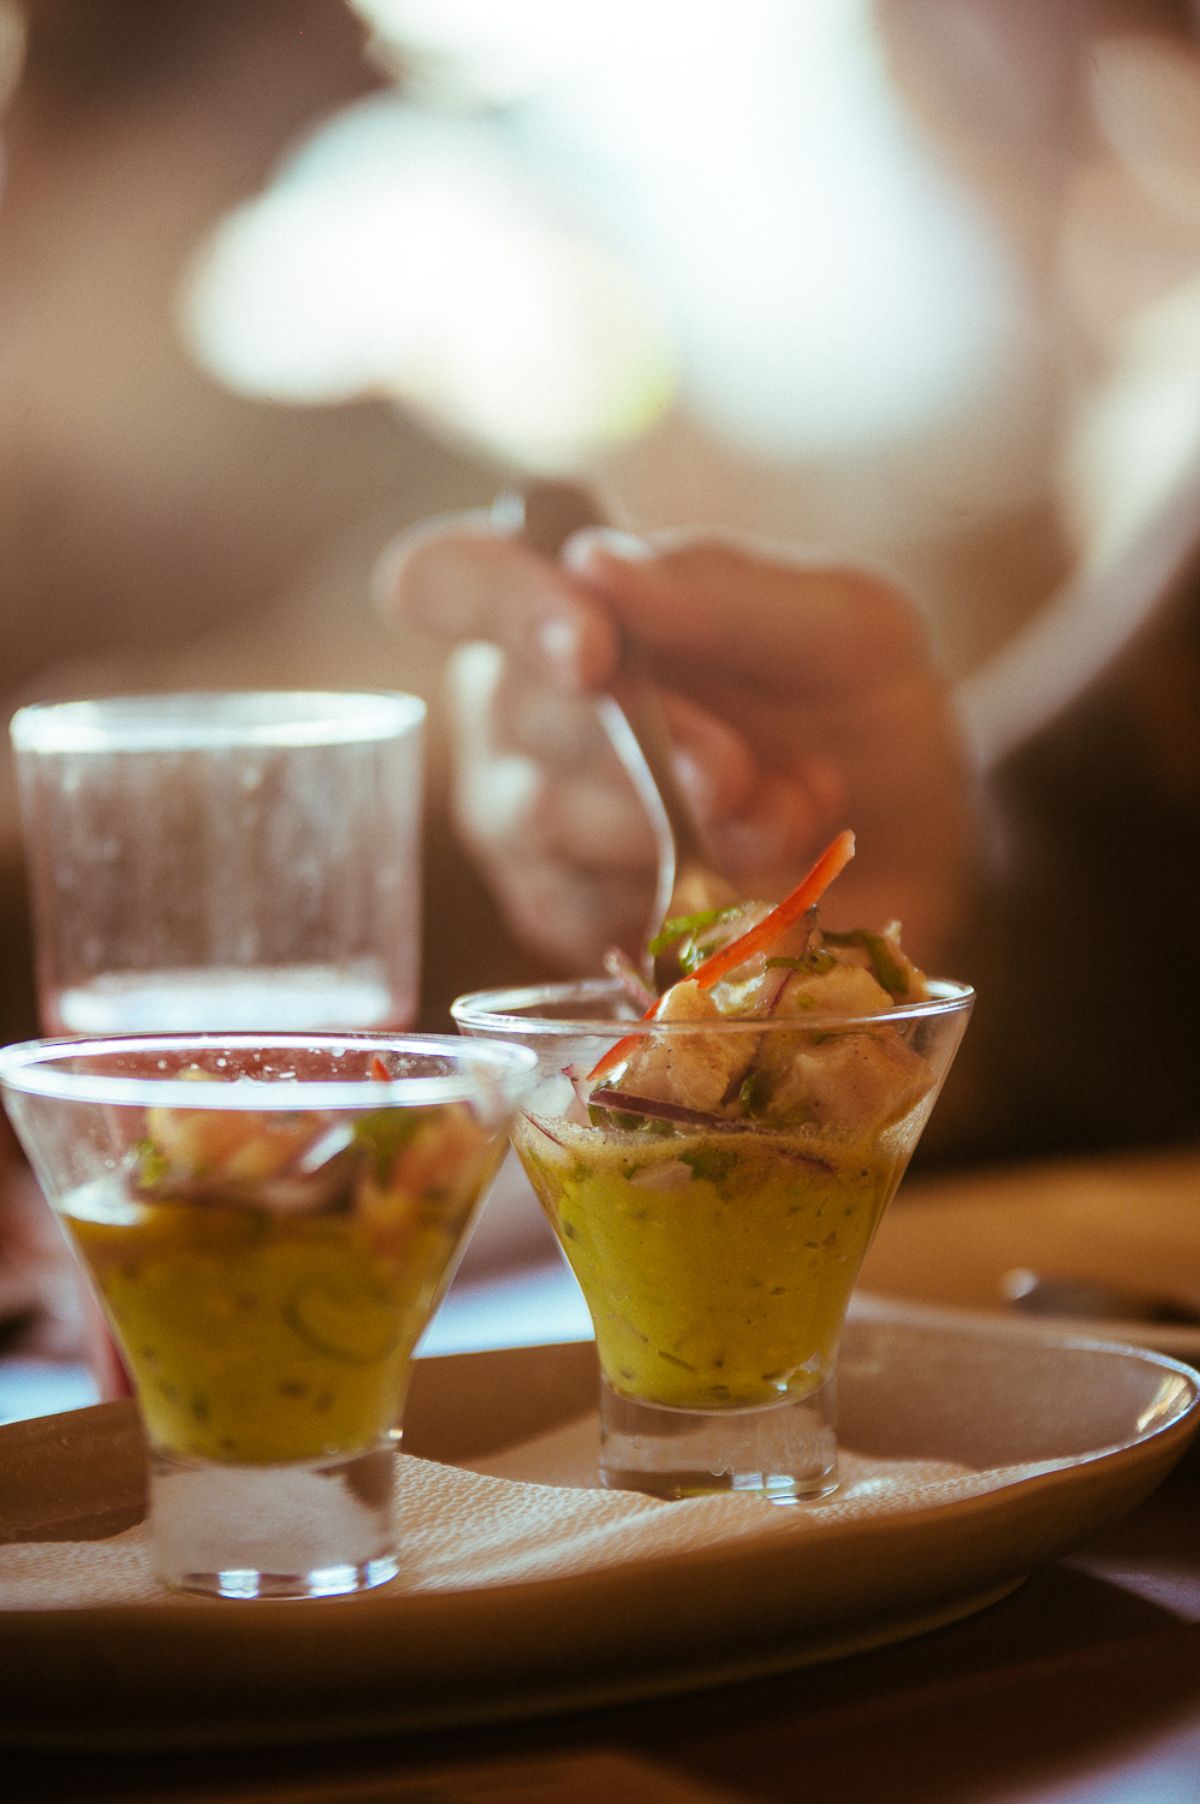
[822, 929, 909, 996]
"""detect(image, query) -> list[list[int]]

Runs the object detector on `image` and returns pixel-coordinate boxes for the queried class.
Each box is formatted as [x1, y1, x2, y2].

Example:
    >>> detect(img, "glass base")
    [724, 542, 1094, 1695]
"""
[148, 1444, 399, 1598]
[598, 1372, 838, 1503]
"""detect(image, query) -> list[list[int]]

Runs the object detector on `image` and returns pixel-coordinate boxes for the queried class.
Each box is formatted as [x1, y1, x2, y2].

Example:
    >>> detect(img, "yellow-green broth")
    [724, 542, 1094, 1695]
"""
[516, 1117, 901, 1409]
[63, 1184, 468, 1463]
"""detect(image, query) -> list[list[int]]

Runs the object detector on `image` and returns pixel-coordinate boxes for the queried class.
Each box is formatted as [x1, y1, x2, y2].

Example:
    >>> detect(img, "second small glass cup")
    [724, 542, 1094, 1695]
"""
[454, 978, 972, 1503]
[0, 1033, 535, 1598]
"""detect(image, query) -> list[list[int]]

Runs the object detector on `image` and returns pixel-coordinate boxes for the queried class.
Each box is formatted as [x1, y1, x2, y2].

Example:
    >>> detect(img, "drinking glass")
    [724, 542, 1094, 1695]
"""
[0, 1032, 535, 1598]
[453, 977, 972, 1503]
[9, 691, 426, 1036]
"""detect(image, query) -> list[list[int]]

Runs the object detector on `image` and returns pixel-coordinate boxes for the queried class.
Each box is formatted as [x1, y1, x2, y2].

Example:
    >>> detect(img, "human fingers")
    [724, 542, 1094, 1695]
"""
[445, 644, 659, 871]
[447, 650, 655, 959]
[374, 511, 621, 691]
[708, 765, 847, 881]
[478, 654, 759, 815]
[478, 673, 847, 893]
[457, 646, 846, 876]
[460, 644, 762, 839]
[656, 690, 758, 824]
[480, 653, 612, 773]
[564, 529, 926, 695]
[657, 692, 850, 876]
[455, 752, 662, 874]
[486, 853, 653, 970]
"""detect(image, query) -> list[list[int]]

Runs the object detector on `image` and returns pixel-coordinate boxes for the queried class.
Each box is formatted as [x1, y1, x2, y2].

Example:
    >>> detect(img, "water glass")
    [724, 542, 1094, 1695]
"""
[10, 691, 426, 1035]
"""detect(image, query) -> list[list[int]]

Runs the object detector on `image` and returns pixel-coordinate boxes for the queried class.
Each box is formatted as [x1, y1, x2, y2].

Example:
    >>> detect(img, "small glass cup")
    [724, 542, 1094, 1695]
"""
[0, 1032, 535, 1598]
[9, 691, 426, 1036]
[454, 977, 972, 1503]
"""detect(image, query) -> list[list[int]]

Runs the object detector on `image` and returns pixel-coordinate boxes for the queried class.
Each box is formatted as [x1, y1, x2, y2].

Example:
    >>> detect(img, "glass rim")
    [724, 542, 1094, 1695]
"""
[8, 690, 426, 753]
[0, 1032, 536, 1110]
[451, 975, 975, 1037]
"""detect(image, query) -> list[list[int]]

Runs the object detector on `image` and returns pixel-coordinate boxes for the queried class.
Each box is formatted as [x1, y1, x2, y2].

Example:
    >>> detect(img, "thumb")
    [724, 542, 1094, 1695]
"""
[563, 527, 920, 693]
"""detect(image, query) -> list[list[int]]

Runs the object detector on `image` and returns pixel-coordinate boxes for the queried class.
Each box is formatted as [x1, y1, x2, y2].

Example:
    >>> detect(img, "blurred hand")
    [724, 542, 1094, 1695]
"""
[375, 514, 976, 974]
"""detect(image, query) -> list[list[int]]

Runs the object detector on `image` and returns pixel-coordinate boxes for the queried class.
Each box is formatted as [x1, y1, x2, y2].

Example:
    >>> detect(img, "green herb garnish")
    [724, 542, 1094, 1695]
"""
[681, 1145, 739, 1184]
[587, 1102, 672, 1135]
[765, 949, 837, 976]
[822, 929, 908, 996]
[648, 906, 738, 956]
[352, 1106, 429, 1182]
[649, 905, 744, 972]
[737, 1069, 774, 1115]
[130, 1136, 171, 1191]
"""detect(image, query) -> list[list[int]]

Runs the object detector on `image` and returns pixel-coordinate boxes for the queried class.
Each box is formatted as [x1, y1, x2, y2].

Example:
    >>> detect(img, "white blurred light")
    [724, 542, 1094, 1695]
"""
[1065, 276, 1200, 567]
[352, 0, 693, 101]
[181, 105, 674, 463]
[517, 0, 1030, 456]
[186, 0, 1031, 469]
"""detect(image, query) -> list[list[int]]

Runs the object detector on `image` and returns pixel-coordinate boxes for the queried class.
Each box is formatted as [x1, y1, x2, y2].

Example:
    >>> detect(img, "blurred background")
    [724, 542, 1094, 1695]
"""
[2, 0, 1200, 1038]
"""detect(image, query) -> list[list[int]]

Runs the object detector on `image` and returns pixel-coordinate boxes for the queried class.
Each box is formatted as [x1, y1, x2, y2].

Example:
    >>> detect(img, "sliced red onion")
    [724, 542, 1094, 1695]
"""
[524, 1111, 574, 1150]
[760, 966, 796, 1017]
[563, 1063, 599, 1114]
[589, 1087, 747, 1131]
[774, 1145, 836, 1175]
[761, 915, 818, 1014]
[587, 1086, 836, 1171]
[602, 946, 656, 1011]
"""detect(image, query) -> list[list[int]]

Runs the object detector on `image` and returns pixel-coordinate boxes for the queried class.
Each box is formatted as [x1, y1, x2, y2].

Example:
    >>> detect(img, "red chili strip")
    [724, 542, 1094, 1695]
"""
[690, 829, 855, 990]
[588, 829, 856, 1082]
